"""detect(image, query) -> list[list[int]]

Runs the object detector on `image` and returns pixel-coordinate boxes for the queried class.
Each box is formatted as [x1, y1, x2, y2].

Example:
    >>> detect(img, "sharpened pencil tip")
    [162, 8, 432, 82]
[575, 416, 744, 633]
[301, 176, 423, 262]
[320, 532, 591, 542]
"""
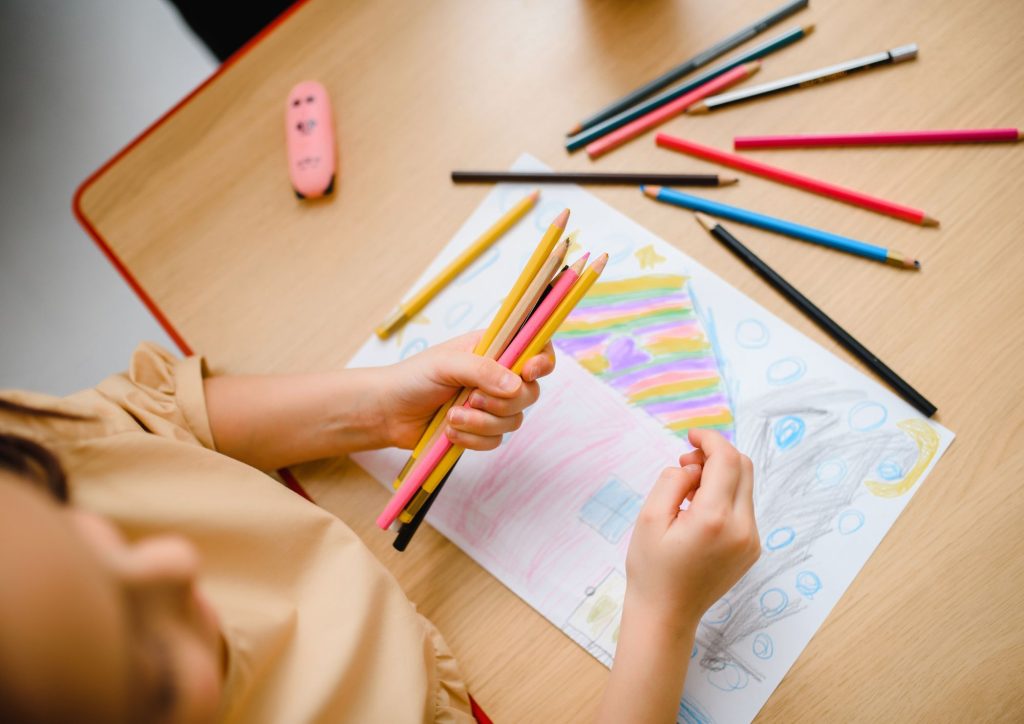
[802, 23, 816, 35]
[921, 215, 940, 228]
[694, 213, 716, 232]
[642, 185, 662, 198]
[551, 208, 570, 229]
[589, 253, 609, 275]
[570, 251, 591, 273]
[719, 176, 739, 186]
[567, 122, 582, 136]
[528, 188, 541, 202]
[687, 103, 710, 115]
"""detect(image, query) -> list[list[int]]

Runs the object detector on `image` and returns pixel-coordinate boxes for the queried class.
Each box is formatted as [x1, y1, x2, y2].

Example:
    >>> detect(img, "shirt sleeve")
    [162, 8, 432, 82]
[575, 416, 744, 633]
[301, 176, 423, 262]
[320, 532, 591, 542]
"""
[93, 342, 217, 450]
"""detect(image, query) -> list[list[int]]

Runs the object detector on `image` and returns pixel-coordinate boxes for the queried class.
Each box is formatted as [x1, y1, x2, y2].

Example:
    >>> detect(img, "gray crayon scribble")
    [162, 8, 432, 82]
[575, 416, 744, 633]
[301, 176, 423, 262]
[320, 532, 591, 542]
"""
[694, 380, 919, 683]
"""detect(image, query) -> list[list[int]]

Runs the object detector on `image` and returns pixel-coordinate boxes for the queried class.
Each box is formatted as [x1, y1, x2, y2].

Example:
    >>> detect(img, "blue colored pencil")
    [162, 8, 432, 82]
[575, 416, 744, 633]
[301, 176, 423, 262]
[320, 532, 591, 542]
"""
[565, 24, 814, 153]
[641, 186, 920, 269]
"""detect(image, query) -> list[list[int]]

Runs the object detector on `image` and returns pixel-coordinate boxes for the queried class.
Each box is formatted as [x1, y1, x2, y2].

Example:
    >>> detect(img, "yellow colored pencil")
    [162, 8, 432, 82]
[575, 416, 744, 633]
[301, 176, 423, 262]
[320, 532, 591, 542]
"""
[398, 237, 575, 515]
[511, 253, 608, 374]
[475, 208, 570, 353]
[402, 252, 608, 516]
[389, 211, 570, 491]
[375, 189, 540, 339]
[396, 237, 571, 514]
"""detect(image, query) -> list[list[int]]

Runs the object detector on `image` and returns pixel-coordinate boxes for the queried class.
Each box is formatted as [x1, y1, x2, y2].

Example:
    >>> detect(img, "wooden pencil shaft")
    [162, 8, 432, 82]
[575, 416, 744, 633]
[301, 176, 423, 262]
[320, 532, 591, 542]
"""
[476, 210, 568, 353]
[375, 190, 537, 339]
[565, 24, 811, 151]
[657, 134, 933, 225]
[699, 44, 917, 111]
[733, 128, 1023, 148]
[708, 222, 936, 416]
[452, 171, 724, 186]
[402, 257, 605, 526]
[572, 0, 808, 131]
[488, 238, 571, 356]
[390, 226, 566, 490]
[393, 465, 455, 551]
[395, 240, 569, 516]
[645, 186, 914, 267]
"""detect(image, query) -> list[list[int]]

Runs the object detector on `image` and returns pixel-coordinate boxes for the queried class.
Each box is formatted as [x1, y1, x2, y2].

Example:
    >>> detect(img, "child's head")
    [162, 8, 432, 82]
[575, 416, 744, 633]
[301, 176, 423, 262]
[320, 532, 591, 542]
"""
[0, 430, 223, 723]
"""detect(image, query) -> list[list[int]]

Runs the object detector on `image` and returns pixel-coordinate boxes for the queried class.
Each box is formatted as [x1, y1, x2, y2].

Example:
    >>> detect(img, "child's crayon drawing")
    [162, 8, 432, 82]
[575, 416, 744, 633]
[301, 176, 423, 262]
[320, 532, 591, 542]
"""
[554, 274, 735, 441]
[348, 154, 954, 723]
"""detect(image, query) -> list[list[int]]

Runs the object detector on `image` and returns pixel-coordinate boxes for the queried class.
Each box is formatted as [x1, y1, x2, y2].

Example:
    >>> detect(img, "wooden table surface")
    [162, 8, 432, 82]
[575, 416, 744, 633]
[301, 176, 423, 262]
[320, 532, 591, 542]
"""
[75, 0, 1024, 720]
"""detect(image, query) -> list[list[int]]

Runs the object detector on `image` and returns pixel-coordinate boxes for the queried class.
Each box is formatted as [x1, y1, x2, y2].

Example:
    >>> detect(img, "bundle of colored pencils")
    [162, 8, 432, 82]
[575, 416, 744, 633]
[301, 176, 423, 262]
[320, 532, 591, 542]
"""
[377, 208, 607, 549]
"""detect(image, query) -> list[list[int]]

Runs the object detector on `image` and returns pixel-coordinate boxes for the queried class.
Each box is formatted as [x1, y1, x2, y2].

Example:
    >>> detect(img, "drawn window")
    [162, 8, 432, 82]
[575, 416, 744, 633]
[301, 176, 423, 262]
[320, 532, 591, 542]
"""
[579, 477, 643, 543]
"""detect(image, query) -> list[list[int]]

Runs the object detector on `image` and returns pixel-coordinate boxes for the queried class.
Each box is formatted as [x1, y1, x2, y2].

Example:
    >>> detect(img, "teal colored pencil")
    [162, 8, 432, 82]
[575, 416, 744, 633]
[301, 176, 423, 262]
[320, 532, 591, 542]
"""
[566, 24, 814, 152]
[642, 186, 920, 269]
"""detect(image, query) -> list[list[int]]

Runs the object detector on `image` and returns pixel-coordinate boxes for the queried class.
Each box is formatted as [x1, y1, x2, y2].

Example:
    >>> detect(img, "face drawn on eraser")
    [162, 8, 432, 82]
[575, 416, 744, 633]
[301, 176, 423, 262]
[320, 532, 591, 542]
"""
[285, 80, 337, 199]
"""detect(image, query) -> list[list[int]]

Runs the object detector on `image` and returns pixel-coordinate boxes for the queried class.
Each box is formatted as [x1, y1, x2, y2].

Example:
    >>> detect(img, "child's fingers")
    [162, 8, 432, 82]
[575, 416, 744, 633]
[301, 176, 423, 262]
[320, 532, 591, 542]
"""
[678, 448, 706, 468]
[448, 406, 523, 437]
[444, 426, 502, 452]
[521, 341, 557, 383]
[467, 382, 540, 416]
[436, 352, 522, 398]
[639, 464, 703, 531]
[733, 454, 755, 518]
[687, 428, 741, 508]
[677, 450, 706, 503]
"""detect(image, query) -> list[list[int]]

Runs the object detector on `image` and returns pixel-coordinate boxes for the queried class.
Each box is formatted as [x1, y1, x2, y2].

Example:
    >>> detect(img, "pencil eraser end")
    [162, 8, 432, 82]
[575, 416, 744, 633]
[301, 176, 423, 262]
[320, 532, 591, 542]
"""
[286, 80, 337, 199]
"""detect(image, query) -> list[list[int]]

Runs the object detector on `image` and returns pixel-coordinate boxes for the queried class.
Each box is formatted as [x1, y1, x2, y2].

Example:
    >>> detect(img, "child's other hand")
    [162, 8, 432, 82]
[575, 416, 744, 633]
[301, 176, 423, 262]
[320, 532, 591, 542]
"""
[377, 331, 556, 451]
[625, 428, 760, 631]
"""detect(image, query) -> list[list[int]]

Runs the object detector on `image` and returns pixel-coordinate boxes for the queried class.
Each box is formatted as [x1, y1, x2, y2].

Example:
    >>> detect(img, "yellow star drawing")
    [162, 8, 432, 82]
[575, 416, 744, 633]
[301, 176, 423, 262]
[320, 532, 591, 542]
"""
[635, 244, 666, 269]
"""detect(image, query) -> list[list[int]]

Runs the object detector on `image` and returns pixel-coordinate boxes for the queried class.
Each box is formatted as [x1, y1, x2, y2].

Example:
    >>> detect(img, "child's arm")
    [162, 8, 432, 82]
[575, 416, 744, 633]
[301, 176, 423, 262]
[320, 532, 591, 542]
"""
[596, 429, 760, 724]
[202, 331, 555, 470]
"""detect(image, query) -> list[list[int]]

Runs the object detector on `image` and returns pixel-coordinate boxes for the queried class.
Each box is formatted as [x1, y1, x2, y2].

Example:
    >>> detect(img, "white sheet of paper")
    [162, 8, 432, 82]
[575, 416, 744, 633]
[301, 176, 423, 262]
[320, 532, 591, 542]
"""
[348, 154, 954, 723]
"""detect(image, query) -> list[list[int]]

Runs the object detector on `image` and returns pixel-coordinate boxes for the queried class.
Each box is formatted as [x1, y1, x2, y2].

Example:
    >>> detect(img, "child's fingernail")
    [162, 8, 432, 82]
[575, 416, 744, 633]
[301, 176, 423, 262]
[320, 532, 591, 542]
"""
[468, 393, 483, 408]
[449, 408, 466, 425]
[499, 373, 520, 392]
[681, 464, 702, 475]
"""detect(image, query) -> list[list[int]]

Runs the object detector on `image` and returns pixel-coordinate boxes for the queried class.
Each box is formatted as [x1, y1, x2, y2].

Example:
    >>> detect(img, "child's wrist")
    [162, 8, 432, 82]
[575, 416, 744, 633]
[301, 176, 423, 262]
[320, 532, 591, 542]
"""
[321, 367, 392, 452]
[622, 589, 700, 647]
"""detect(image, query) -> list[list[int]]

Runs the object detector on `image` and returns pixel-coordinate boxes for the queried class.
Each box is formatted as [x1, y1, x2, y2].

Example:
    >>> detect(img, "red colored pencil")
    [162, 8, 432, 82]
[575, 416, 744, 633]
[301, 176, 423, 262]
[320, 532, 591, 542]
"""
[656, 133, 939, 226]
[585, 62, 761, 160]
[734, 128, 1023, 149]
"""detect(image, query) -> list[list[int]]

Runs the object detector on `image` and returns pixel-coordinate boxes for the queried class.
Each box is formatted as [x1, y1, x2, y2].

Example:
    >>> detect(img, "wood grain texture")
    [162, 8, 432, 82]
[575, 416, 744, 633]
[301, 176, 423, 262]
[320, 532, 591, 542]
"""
[76, 0, 1024, 720]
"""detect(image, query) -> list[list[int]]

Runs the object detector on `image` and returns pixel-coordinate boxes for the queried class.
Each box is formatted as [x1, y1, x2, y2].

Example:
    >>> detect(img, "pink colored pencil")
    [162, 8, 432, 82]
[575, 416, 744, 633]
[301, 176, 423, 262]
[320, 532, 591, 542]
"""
[375, 258, 585, 530]
[585, 62, 761, 160]
[734, 128, 1023, 149]
[656, 133, 939, 226]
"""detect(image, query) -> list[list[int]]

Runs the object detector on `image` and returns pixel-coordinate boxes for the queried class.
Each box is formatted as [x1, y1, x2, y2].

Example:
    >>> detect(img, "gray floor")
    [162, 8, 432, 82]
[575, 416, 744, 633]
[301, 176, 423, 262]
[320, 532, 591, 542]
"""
[0, 0, 217, 395]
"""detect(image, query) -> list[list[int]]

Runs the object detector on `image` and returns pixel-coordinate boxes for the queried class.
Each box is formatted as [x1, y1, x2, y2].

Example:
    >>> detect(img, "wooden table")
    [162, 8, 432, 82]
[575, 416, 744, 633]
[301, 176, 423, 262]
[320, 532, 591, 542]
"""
[74, 0, 1024, 720]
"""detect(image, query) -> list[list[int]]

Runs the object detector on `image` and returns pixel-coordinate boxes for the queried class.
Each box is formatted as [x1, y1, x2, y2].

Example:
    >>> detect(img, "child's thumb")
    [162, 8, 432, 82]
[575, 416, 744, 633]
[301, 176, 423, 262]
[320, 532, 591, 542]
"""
[641, 464, 703, 528]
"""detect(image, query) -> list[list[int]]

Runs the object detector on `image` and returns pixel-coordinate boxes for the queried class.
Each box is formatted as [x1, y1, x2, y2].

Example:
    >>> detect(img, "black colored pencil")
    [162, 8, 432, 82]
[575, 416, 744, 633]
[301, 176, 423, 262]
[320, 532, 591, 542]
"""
[568, 0, 809, 134]
[452, 171, 737, 187]
[393, 465, 456, 551]
[693, 213, 937, 417]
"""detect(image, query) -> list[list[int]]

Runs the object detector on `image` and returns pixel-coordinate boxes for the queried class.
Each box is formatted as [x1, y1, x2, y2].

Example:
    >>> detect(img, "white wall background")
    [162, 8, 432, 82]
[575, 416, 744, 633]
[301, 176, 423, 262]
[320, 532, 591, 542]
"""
[0, 0, 217, 395]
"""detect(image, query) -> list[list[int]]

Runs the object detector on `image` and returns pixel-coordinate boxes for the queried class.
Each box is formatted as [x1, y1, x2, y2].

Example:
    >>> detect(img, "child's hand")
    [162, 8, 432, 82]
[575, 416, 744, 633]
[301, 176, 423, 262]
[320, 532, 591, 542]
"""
[597, 429, 759, 723]
[376, 331, 556, 451]
[625, 428, 760, 630]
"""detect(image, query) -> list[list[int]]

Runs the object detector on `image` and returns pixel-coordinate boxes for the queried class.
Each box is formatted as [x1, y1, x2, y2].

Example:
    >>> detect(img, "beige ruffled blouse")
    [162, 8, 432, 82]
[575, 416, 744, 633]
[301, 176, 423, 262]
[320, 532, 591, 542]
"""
[0, 343, 473, 723]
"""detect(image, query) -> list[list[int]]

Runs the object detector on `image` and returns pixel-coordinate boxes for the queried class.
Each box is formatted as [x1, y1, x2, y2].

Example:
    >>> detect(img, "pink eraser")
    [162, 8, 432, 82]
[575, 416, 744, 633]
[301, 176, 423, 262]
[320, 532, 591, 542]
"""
[285, 80, 337, 199]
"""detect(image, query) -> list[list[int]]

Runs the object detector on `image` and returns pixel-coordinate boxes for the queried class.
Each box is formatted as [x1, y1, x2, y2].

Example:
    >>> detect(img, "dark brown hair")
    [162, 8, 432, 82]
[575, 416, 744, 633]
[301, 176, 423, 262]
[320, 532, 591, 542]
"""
[0, 399, 75, 502]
